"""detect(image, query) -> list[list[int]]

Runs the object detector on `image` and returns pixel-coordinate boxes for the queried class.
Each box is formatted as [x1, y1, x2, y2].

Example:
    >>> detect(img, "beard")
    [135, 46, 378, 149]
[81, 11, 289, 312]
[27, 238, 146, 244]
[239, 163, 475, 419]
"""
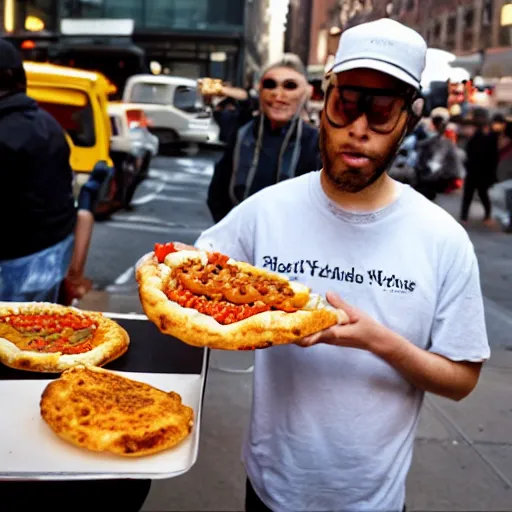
[319, 120, 401, 193]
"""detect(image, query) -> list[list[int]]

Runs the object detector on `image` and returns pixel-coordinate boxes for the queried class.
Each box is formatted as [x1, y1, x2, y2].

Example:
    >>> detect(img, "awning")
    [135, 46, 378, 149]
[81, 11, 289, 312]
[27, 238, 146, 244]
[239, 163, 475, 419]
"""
[451, 52, 483, 76]
[482, 47, 512, 78]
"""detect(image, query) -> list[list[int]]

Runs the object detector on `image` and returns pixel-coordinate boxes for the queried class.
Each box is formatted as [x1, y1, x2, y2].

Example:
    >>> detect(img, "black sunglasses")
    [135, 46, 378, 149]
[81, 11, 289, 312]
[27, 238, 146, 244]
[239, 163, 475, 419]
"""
[324, 85, 414, 134]
[261, 78, 299, 91]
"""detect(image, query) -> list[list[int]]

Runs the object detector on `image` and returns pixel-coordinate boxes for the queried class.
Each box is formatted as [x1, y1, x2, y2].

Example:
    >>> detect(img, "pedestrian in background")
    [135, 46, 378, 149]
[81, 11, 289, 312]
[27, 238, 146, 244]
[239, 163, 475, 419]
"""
[0, 39, 77, 302]
[495, 121, 512, 232]
[460, 108, 499, 225]
[206, 53, 321, 223]
[415, 107, 464, 200]
[490, 112, 507, 139]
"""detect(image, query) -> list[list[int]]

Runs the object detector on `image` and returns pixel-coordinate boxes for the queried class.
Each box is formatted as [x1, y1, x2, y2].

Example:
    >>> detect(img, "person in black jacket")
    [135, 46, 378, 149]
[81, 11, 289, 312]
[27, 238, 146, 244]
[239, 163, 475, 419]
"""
[0, 38, 78, 302]
[207, 53, 322, 223]
[460, 109, 499, 224]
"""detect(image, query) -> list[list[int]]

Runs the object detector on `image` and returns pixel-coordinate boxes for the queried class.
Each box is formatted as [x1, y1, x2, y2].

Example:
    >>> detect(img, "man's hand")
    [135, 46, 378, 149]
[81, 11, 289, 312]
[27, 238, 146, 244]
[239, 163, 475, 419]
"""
[297, 292, 482, 401]
[297, 292, 387, 351]
[59, 274, 93, 306]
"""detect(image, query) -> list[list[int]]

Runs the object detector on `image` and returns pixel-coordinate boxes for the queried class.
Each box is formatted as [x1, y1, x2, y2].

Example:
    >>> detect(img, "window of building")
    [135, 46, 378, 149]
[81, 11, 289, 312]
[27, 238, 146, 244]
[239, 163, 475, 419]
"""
[463, 8, 474, 51]
[434, 21, 441, 40]
[61, 0, 142, 24]
[482, 0, 493, 26]
[480, 0, 493, 48]
[61, 0, 103, 18]
[206, 0, 244, 28]
[146, 0, 243, 31]
[103, 0, 143, 21]
[464, 8, 474, 29]
[60, 0, 244, 32]
[446, 16, 456, 50]
[145, 0, 206, 30]
[447, 16, 456, 34]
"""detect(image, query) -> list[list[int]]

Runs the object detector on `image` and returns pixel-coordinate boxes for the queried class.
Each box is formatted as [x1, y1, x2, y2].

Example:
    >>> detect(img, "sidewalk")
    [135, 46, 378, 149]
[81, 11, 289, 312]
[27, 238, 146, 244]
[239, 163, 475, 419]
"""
[407, 350, 512, 511]
[403, 190, 512, 510]
[78, 191, 512, 512]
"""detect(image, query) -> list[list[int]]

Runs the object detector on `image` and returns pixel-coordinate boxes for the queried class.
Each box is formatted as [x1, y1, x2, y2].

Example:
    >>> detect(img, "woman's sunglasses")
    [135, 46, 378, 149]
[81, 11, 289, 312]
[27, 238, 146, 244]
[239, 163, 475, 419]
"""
[261, 78, 299, 91]
[324, 85, 415, 134]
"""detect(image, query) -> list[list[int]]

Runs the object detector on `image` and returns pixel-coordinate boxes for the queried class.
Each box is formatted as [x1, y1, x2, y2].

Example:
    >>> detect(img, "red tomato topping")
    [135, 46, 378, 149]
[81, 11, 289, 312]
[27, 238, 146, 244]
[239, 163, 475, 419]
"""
[207, 252, 230, 267]
[154, 242, 178, 263]
[1, 313, 95, 333]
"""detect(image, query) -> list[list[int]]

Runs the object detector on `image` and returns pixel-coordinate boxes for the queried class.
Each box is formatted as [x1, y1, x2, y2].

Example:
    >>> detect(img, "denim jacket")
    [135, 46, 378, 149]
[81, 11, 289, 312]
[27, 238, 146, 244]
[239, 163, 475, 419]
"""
[0, 234, 74, 303]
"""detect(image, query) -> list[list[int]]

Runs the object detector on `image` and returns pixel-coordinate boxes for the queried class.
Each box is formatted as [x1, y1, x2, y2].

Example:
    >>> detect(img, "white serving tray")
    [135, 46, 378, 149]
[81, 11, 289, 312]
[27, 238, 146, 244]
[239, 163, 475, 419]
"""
[0, 369, 206, 481]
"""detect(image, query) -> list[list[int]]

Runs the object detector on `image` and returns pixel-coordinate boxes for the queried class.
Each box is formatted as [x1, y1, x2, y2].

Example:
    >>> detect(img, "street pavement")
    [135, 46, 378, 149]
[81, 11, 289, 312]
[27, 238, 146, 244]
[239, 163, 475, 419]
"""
[80, 153, 512, 511]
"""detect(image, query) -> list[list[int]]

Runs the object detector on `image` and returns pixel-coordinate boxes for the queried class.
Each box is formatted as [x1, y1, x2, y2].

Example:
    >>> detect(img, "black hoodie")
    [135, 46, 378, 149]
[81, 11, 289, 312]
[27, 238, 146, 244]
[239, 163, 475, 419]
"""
[0, 93, 77, 260]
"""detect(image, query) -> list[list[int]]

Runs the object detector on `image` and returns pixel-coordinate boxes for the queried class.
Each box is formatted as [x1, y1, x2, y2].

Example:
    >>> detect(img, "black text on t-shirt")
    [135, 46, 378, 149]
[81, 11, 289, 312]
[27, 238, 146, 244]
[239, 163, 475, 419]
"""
[262, 256, 417, 293]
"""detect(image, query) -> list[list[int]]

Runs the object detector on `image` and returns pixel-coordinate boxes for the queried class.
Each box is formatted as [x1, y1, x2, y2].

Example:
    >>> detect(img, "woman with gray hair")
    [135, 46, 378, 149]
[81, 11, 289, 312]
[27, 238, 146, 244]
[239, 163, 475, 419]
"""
[207, 53, 322, 223]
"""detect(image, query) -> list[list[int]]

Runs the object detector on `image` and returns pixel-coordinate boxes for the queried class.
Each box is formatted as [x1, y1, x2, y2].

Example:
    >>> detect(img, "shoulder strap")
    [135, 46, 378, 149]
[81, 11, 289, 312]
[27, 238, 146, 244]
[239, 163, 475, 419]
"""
[229, 121, 255, 206]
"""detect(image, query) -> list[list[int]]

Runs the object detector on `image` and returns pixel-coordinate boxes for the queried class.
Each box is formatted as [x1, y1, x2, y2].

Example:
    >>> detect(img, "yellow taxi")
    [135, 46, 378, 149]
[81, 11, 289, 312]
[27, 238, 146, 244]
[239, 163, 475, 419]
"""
[23, 61, 115, 191]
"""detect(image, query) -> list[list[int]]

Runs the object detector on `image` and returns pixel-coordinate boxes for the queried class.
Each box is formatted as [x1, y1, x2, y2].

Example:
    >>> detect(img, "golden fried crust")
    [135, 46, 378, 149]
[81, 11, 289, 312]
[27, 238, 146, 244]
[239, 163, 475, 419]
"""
[136, 254, 349, 350]
[40, 365, 194, 457]
[0, 303, 129, 373]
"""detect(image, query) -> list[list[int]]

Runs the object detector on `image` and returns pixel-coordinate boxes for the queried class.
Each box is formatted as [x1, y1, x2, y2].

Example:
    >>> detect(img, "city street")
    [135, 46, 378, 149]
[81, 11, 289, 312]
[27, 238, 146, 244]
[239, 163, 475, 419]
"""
[80, 152, 512, 511]
[84, 151, 219, 293]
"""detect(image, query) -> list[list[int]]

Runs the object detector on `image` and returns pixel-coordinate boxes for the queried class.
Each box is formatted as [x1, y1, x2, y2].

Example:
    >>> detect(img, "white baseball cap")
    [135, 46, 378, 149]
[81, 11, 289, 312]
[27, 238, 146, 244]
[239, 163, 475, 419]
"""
[330, 19, 427, 91]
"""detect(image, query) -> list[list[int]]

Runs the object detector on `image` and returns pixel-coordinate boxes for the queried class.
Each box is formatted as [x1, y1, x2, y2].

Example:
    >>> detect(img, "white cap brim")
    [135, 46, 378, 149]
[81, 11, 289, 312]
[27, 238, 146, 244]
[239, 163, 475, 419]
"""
[330, 58, 420, 90]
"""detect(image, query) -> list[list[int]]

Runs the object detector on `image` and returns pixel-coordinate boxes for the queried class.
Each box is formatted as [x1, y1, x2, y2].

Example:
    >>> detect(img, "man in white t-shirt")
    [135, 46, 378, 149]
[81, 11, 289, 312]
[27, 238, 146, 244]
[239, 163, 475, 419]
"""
[195, 19, 490, 512]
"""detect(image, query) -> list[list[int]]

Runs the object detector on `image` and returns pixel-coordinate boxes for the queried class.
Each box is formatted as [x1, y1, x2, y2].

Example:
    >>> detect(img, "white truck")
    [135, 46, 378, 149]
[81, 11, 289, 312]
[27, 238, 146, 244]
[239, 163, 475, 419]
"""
[122, 75, 220, 148]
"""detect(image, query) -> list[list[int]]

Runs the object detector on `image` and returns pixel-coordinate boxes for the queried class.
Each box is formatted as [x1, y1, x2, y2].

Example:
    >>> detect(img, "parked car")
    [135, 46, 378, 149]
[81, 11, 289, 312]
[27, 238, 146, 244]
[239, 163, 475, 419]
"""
[25, 62, 158, 217]
[105, 102, 159, 208]
[122, 74, 220, 148]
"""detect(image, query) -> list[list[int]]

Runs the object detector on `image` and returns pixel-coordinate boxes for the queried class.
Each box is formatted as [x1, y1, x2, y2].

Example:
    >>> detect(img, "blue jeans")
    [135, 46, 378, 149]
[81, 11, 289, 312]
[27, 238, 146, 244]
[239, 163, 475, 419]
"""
[0, 234, 74, 303]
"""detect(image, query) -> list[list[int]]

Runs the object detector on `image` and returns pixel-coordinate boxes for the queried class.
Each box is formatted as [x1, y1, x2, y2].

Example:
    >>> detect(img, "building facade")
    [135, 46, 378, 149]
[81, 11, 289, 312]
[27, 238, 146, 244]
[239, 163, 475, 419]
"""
[307, 0, 339, 69]
[329, 0, 512, 77]
[1, 0, 269, 86]
[245, 0, 270, 84]
[389, 0, 512, 77]
[284, 0, 313, 68]
[339, 0, 389, 30]
[389, 0, 504, 53]
[303, 0, 392, 78]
